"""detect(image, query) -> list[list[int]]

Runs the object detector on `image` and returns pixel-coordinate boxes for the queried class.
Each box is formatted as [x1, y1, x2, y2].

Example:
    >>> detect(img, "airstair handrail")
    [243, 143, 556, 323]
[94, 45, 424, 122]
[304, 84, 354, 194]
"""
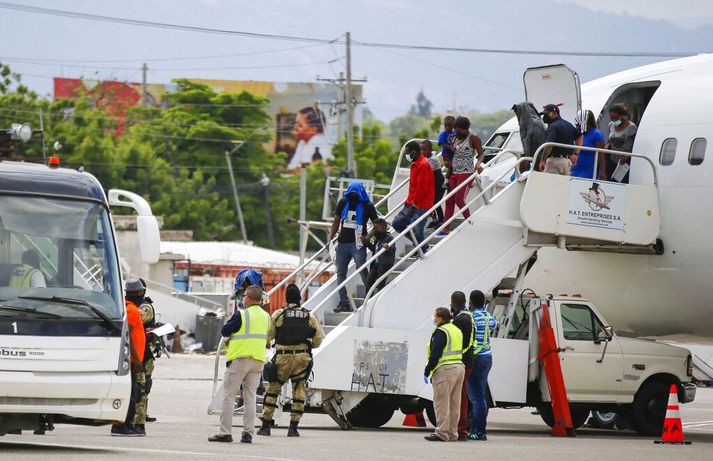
[362, 156, 534, 328]
[305, 148, 523, 317]
[530, 142, 659, 185]
[266, 176, 412, 298]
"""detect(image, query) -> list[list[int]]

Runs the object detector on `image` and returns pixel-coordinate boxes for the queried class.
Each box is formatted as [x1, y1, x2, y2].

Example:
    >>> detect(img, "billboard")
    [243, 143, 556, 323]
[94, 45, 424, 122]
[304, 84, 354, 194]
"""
[54, 77, 362, 168]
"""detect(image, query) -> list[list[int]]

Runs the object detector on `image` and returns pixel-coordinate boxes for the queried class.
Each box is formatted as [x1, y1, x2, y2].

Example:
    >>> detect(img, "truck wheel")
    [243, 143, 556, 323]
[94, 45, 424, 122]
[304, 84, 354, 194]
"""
[538, 405, 589, 430]
[589, 411, 618, 429]
[346, 394, 396, 428]
[631, 381, 669, 436]
[418, 399, 437, 427]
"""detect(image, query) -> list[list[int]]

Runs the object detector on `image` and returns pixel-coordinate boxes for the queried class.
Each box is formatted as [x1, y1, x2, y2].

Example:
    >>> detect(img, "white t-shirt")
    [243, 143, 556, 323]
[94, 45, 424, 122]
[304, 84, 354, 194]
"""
[30, 270, 46, 288]
[288, 133, 333, 169]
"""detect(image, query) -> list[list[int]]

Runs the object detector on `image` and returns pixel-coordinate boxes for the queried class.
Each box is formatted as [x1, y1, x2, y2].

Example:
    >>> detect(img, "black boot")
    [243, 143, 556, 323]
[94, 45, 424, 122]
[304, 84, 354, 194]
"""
[257, 419, 271, 436]
[287, 420, 300, 437]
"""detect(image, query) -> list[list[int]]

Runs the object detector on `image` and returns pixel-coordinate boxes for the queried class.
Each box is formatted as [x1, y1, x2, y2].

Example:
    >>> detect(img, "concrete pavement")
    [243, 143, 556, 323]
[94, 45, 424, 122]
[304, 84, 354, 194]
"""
[2, 354, 713, 461]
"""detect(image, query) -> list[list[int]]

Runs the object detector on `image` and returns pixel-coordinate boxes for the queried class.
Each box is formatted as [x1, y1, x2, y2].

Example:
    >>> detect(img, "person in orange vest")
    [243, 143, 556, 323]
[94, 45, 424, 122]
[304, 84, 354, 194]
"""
[111, 279, 147, 437]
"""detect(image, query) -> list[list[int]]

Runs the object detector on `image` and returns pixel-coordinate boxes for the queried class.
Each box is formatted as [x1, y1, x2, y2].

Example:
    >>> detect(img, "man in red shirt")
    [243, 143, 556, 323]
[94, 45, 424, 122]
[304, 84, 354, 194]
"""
[392, 140, 435, 251]
[112, 279, 147, 437]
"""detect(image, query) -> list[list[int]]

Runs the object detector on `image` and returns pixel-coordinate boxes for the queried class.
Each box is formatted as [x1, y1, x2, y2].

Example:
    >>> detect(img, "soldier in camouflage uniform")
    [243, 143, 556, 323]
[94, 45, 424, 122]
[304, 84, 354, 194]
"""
[258, 284, 324, 437]
[133, 280, 159, 434]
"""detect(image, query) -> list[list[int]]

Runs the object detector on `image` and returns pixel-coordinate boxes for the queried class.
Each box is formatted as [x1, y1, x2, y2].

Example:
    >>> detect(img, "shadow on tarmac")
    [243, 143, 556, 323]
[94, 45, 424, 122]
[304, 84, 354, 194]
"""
[0, 441, 115, 454]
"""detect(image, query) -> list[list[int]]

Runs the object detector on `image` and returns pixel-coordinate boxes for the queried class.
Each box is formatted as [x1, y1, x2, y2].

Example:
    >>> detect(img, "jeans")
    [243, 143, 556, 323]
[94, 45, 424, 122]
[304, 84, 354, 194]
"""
[467, 354, 492, 436]
[392, 206, 429, 250]
[336, 242, 367, 306]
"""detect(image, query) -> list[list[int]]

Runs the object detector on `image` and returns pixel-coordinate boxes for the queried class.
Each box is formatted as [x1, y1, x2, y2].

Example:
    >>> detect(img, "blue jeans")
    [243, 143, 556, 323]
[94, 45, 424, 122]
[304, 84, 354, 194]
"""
[335, 242, 367, 306]
[467, 354, 492, 436]
[392, 206, 429, 250]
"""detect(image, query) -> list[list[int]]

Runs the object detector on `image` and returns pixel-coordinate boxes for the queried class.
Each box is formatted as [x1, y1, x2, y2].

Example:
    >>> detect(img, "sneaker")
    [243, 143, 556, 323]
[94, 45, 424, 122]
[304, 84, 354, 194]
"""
[111, 424, 141, 437]
[457, 434, 469, 441]
[424, 434, 445, 442]
[435, 231, 450, 237]
[240, 433, 252, 444]
[131, 424, 146, 436]
[468, 432, 487, 441]
[145, 416, 157, 422]
[208, 434, 233, 443]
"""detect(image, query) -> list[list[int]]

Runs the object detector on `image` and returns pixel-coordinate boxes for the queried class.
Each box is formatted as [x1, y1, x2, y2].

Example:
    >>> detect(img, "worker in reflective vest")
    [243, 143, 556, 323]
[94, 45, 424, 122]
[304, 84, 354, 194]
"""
[467, 290, 498, 441]
[9, 250, 46, 288]
[424, 307, 465, 442]
[209, 285, 270, 444]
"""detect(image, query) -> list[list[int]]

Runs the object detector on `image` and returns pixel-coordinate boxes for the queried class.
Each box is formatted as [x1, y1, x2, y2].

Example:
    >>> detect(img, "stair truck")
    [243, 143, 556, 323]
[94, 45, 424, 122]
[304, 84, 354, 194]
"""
[0, 160, 160, 435]
[209, 64, 696, 436]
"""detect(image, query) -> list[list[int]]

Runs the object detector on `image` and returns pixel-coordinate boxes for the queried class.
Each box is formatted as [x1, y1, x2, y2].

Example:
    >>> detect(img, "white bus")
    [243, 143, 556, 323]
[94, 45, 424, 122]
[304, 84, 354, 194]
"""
[0, 160, 159, 435]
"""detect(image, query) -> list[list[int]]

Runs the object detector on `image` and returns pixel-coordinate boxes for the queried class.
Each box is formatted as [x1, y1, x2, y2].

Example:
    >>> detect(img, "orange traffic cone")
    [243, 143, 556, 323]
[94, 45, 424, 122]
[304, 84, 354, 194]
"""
[402, 410, 426, 427]
[654, 384, 691, 445]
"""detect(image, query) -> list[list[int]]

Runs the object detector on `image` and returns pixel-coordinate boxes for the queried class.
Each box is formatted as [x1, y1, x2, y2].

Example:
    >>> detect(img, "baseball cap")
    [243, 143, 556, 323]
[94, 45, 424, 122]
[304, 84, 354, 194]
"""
[540, 104, 560, 115]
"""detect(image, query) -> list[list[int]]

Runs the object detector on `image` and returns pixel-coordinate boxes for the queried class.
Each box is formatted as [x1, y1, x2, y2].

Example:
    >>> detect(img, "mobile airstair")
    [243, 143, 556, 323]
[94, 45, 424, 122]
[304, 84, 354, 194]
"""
[294, 141, 662, 428]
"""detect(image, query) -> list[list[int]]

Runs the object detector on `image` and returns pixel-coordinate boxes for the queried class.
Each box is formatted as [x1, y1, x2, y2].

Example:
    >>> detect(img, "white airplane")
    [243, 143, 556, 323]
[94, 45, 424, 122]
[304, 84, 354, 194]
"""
[485, 55, 713, 340]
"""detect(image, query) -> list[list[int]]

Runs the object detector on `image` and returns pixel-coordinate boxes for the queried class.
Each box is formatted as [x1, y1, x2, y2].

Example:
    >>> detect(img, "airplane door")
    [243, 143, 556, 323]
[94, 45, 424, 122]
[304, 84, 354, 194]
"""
[524, 64, 581, 125]
[555, 302, 624, 403]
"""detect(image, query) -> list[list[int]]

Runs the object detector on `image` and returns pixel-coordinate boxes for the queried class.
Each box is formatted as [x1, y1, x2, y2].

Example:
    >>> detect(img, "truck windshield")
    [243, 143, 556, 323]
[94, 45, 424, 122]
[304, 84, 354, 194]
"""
[0, 195, 122, 320]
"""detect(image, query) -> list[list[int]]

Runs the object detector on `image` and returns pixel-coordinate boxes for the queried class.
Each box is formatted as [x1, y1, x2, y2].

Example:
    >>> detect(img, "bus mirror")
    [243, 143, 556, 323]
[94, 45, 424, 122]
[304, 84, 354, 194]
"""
[108, 189, 161, 264]
[137, 216, 160, 264]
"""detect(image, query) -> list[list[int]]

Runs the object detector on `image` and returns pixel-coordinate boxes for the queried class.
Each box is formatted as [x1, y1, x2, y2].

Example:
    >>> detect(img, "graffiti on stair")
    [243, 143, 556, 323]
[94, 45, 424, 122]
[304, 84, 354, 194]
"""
[351, 339, 408, 394]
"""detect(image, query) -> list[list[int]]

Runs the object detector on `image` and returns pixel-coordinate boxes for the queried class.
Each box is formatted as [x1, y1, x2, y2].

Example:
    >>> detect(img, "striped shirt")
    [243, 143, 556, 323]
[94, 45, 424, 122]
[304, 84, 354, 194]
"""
[472, 307, 498, 356]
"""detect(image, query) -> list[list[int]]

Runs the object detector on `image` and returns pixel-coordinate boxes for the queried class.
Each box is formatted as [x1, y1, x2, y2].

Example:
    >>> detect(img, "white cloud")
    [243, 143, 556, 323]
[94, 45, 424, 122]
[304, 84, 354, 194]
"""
[558, 0, 713, 29]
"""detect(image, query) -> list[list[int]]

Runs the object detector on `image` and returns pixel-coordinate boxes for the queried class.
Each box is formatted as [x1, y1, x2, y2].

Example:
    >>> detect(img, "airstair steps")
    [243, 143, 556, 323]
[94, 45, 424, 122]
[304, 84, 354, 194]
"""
[324, 311, 351, 326]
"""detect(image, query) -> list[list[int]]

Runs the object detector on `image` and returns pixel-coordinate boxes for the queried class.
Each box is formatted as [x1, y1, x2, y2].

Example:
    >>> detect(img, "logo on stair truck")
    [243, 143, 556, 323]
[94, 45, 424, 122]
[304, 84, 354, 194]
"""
[567, 179, 626, 230]
[351, 340, 407, 394]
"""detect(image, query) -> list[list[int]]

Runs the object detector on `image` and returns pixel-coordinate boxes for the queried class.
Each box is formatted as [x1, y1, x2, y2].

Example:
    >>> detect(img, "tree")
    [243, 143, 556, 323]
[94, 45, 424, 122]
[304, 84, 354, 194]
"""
[409, 90, 433, 118]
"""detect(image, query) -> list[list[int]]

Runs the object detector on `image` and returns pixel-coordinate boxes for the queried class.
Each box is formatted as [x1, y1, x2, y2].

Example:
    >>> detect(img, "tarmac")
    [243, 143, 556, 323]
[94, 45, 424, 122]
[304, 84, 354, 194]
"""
[2, 354, 713, 461]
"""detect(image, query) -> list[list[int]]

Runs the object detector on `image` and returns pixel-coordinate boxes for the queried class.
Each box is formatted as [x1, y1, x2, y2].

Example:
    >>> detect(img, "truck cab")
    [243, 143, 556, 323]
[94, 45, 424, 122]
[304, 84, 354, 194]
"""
[491, 294, 695, 435]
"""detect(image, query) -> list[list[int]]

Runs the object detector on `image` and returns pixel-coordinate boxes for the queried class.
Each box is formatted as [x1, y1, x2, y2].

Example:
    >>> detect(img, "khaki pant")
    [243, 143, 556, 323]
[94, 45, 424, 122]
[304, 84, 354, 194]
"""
[544, 156, 571, 175]
[432, 363, 465, 441]
[262, 352, 311, 423]
[219, 357, 264, 437]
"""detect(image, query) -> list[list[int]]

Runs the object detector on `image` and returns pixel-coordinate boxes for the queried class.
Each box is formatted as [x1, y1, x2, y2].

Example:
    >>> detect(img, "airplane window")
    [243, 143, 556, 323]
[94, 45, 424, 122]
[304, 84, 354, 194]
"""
[689, 138, 706, 166]
[659, 138, 678, 166]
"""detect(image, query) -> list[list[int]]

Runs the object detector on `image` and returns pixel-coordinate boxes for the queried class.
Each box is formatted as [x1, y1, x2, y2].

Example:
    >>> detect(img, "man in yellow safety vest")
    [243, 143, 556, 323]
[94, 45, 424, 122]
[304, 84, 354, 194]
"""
[424, 307, 465, 442]
[9, 250, 46, 288]
[209, 285, 270, 444]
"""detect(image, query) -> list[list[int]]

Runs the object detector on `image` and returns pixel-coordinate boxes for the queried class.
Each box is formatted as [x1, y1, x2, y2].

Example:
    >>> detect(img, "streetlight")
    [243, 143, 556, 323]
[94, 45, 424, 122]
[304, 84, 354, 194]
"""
[225, 140, 248, 243]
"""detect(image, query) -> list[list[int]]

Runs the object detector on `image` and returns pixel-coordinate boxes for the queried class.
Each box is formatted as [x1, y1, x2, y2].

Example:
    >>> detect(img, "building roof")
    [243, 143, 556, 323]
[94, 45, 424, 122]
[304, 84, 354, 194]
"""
[160, 241, 319, 270]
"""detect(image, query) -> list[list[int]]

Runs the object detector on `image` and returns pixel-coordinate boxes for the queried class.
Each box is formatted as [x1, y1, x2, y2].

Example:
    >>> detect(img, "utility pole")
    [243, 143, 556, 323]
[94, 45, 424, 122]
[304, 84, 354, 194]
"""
[225, 147, 248, 243]
[298, 167, 307, 285]
[345, 32, 356, 177]
[38, 108, 46, 159]
[141, 63, 148, 106]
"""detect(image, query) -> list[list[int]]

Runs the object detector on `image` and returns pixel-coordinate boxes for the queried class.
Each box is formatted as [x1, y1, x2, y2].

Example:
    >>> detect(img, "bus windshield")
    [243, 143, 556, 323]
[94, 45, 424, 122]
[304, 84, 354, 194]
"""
[0, 195, 122, 320]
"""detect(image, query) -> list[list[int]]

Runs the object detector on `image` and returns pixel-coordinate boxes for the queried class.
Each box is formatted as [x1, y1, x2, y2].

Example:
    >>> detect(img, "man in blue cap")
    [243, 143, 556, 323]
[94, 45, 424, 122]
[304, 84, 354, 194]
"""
[330, 181, 378, 312]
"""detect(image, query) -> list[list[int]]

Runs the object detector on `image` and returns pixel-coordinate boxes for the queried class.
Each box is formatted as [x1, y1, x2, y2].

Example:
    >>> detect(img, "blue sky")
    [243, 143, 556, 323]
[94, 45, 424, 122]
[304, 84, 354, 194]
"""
[2, 0, 713, 120]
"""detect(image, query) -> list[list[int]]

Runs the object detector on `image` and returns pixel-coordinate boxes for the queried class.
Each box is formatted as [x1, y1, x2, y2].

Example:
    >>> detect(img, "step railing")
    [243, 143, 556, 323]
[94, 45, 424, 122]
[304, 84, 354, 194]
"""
[362, 156, 534, 327]
[305, 148, 524, 320]
[266, 176, 412, 298]
[530, 142, 659, 185]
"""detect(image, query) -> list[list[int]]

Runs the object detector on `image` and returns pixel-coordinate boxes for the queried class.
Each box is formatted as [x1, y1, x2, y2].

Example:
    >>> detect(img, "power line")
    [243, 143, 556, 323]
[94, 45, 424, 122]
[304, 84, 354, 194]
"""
[0, 43, 325, 64]
[0, 58, 334, 72]
[0, 1, 703, 58]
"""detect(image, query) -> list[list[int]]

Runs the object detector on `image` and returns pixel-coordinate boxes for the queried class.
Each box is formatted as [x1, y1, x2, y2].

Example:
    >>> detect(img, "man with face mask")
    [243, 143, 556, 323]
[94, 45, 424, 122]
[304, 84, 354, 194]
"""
[330, 181, 378, 312]
[364, 218, 396, 295]
[392, 140, 435, 251]
[538, 104, 582, 175]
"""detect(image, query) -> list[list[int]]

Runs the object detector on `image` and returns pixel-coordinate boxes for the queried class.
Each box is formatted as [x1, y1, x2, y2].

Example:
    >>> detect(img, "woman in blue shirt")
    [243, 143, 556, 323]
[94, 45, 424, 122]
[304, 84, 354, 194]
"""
[571, 110, 607, 180]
